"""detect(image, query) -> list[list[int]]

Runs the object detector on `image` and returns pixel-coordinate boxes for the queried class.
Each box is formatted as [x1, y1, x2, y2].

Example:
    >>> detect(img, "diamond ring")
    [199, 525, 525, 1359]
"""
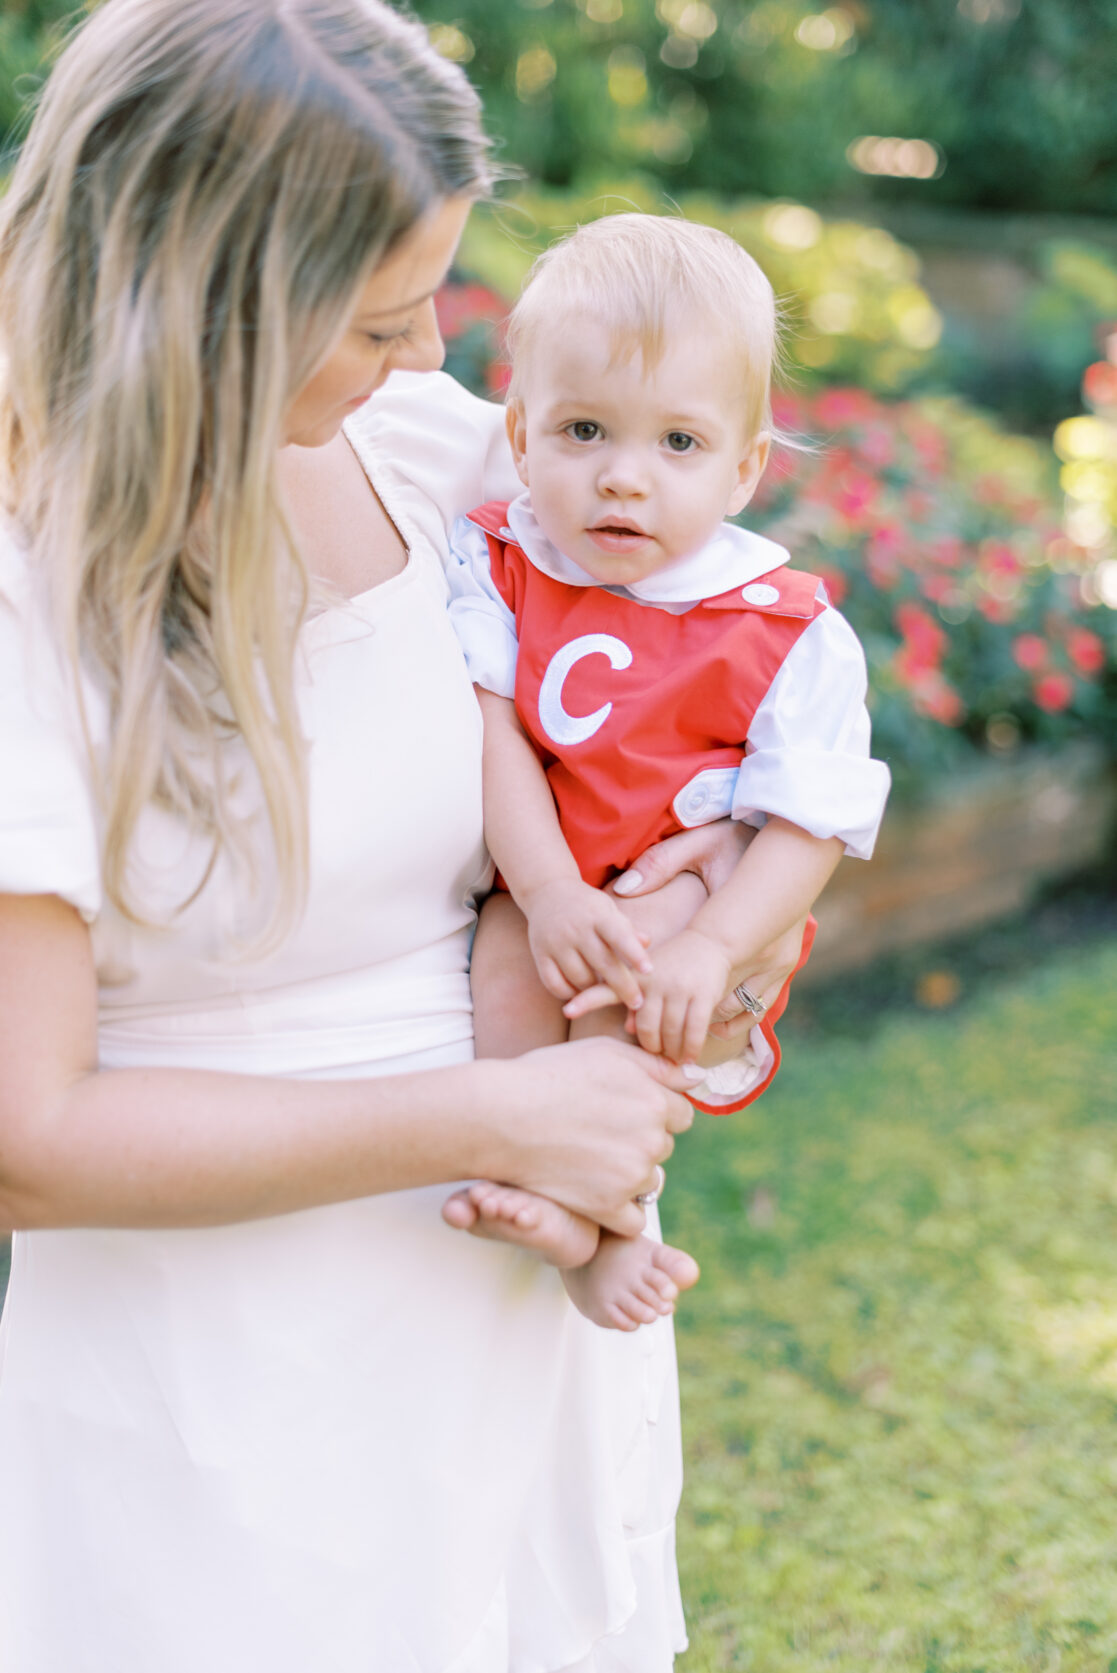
[634, 1164, 666, 1206]
[733, 982, 768, 1017]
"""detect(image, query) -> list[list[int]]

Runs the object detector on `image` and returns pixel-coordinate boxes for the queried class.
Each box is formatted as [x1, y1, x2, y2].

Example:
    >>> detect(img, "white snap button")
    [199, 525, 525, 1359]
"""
[741, 582, 780, 607]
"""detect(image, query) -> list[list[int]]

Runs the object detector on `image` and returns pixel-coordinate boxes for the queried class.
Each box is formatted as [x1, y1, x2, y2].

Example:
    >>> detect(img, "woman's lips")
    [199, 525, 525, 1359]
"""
[586, 524, 651, 553]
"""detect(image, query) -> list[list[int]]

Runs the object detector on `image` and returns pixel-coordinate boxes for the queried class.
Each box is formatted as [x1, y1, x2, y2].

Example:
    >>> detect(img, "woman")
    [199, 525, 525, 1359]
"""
[0, 3, 785, 1668]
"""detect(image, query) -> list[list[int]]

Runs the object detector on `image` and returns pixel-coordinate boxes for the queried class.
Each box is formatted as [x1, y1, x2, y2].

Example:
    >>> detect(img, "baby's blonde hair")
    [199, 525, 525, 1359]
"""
[506, 214, 779, 441]
[0, 0, 491, 945]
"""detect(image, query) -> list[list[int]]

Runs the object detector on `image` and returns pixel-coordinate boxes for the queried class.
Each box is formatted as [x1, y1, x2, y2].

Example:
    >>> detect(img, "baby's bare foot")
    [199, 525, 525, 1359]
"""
[562, 1232, 700, 1331]
[441, 1181, 600, 1268]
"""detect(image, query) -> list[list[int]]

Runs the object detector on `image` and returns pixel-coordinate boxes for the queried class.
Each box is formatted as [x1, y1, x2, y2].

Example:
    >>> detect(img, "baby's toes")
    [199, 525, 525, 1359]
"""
[653, 1243, 700, 1292]
[635, 1272, 678, 1314]
[604, 1302, 644, 1332]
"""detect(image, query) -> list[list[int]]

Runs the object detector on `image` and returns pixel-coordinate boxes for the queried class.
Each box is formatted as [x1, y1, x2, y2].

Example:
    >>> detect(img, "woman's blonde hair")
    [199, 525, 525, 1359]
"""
[506, 213, 780, 442]
[0, 0, 490, 942]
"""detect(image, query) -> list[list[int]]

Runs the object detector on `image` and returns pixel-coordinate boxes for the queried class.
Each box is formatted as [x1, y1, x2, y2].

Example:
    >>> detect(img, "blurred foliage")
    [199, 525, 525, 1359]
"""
[5, 1, 1117, 218]
[412, 0, 1117, 218]
[666, 936, 1117, 1669]
[0, 0, 87, 155]
[935, 238, 1117, 431]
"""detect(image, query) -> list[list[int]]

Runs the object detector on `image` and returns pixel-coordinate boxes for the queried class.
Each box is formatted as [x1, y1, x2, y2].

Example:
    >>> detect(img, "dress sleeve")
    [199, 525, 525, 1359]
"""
[733, 606, 891, 860]
[445, 518, 519, 699]
[347, 370, 521, 537]
[0, 546, 103, 920]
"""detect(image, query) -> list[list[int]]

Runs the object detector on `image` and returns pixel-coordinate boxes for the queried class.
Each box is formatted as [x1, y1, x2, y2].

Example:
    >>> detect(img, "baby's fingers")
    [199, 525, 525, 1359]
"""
[681, 997, 715, 1066]
[537, 958, 577, 1002]
[596, 910, 653, 977]
[657, 992, 693, 1064]
[633, 993, 665, 1058]
[587, 939, 644, 1010]
[563, 982, 621, 1019]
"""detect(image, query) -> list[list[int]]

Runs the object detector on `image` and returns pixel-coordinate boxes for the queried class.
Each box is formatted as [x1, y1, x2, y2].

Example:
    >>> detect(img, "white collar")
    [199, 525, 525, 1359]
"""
[505, 492, 790, 605]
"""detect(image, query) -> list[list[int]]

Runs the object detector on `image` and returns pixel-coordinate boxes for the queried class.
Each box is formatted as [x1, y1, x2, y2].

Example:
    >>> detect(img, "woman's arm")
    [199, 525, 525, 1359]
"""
[0, 893, 694, 1235]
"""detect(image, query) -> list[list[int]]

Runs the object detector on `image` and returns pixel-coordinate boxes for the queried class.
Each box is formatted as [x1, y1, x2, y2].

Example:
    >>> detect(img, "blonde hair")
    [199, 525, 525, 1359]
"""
[0, 0, 491, 942]
[506, 214, 779, 441]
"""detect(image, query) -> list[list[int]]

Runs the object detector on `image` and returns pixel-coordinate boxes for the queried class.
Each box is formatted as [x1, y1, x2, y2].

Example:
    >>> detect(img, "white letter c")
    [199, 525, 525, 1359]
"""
[537, 633, 633, 746]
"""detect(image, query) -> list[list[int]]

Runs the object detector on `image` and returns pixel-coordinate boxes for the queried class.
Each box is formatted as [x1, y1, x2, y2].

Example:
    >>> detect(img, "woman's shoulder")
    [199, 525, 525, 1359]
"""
[344, 371, 520, 528]
[0, 519, 103, 920]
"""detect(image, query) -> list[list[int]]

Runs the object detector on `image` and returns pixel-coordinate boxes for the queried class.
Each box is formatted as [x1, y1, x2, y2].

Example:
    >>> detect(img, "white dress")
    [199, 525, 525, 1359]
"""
[0, 373, 687, 1673]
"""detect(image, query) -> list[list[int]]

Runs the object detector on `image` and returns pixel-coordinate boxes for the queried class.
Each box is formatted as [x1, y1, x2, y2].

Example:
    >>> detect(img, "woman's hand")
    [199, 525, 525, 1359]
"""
[476, 1038, 698, 1239]
[614, 819, 758, 901]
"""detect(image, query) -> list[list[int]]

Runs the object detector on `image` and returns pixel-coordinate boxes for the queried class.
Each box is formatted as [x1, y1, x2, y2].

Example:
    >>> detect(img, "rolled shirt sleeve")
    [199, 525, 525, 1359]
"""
[445, 517, 520, 699]
[733, 606, 891, 860]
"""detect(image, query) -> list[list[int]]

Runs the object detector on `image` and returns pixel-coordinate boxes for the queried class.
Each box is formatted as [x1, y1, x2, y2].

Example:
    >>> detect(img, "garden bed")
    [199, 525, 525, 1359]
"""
[805, 742, 1117, 982]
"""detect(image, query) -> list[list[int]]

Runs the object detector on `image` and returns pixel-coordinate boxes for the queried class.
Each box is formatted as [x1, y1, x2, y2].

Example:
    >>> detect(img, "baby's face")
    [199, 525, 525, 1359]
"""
[507, 314, 767, 586]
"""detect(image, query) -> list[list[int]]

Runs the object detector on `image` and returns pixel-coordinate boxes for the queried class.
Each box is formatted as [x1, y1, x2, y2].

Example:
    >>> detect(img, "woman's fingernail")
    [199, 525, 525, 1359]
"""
[613, 869, 643, 896]
[681, 1062, 706, 1082]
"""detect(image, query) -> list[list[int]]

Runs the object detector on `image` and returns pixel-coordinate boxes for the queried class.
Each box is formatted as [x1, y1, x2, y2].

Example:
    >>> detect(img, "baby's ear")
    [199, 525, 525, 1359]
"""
[726, 431, 771, 516]
[505, 401, 530, 488]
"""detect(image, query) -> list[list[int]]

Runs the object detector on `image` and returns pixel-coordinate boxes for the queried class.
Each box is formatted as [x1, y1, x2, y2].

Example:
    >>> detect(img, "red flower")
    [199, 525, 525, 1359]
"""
[920, 574, 955, 604]
[1012, 634, 1049, 672]
[815, 388, 879, 429]
[980, 541, 1021, 576]
[975, 593, 1016, 624]
[832, 468, 880, 524]
[485, 360, 512, 397]
[866, 524, 905, 588]
[857, 425, 895, 468]
[895, 602, 946, 671]
[913, 671, 965, 725]
[1033, 672, 1075, 712]
[1066, 626, 1106, 675]
[434, 282, 506, 340]
[1083, 359, 1117, 411]
[930, 536, 964, 569]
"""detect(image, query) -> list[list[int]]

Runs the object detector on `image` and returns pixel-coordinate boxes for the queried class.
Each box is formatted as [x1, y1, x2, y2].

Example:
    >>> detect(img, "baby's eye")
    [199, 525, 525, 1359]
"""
[664, 431, 698, 453]
[566, 421, 602, 443]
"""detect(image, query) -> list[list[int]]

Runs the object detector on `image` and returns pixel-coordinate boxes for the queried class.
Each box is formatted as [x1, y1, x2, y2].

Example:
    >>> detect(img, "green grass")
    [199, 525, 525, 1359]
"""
[665, 938, 1117, 1673]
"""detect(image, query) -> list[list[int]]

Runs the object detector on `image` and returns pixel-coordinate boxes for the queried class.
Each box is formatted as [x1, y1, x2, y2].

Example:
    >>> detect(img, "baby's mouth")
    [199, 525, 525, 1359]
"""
[587, 520, 650, 552]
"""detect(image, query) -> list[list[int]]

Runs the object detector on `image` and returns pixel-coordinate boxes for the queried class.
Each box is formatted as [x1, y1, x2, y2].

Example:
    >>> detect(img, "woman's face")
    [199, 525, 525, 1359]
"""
[283, 196, 472, 448]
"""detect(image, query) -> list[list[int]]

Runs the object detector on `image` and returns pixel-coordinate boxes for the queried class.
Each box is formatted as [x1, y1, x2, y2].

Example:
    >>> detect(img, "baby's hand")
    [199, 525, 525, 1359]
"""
[523, 878, 652, 1009]
[628, 928, 733, 1064]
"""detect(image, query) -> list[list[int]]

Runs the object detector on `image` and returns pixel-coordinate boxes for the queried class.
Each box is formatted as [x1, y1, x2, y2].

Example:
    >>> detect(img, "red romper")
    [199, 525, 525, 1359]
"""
[467, 501, 828, 1114]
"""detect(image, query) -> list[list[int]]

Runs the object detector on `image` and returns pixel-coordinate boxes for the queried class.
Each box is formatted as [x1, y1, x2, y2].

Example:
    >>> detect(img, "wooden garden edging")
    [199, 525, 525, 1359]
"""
[803, 743, 1117, 984]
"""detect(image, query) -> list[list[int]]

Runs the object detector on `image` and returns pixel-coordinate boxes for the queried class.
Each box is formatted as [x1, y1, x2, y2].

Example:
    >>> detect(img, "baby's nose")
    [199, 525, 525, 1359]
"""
[598, 450, 648, 495]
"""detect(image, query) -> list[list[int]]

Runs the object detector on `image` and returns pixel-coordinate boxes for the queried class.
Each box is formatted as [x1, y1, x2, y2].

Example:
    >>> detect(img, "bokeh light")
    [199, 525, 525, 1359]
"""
[847, 136, 945, 180]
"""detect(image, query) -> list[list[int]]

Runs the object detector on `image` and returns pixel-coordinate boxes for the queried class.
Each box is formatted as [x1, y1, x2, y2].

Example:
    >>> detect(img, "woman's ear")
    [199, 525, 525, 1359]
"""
[505, 401, 530, 488]
[726, 431, 771, 517]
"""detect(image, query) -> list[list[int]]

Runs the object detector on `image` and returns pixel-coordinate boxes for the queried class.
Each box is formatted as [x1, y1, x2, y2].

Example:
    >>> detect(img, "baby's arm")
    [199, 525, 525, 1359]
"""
[620, 818, 841, 1063]
[478, 689, 650, 1009]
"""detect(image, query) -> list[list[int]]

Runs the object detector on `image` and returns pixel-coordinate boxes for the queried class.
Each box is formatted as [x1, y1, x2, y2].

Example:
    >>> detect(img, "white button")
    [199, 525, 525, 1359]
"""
[741, 582, 780, 607]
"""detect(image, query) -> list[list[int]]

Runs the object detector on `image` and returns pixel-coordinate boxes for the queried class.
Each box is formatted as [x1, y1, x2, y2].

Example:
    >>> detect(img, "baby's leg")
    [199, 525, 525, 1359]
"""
[470, 891, 567, 1058]
[557, 870, 707, 1328]
[443, 891, 599, 1267]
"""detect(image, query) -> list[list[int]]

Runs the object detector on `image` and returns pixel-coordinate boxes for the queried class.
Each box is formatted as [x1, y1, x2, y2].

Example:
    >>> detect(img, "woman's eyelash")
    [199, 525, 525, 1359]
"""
[365, 324, 414, 345]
